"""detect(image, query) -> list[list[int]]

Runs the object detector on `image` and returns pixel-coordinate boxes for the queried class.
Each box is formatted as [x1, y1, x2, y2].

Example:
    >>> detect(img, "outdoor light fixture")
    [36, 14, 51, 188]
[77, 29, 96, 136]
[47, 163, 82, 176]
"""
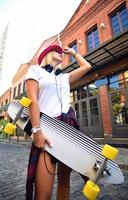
[78, 40, 82, 46]
[95, 73, 98, 77]
[100, 23, 106, 30]
[85, 0, 90, 5]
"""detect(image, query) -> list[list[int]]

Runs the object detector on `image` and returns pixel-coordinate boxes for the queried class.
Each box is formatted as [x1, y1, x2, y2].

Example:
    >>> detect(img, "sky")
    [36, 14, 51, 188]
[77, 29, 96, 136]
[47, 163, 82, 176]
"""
[0, 0, 81, 39]
[0, 0, 81, 95]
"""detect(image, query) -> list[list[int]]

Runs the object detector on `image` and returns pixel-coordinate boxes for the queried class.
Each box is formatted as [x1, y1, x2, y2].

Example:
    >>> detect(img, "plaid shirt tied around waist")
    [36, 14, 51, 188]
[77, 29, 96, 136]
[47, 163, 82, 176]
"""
[26, 106, 80, 200]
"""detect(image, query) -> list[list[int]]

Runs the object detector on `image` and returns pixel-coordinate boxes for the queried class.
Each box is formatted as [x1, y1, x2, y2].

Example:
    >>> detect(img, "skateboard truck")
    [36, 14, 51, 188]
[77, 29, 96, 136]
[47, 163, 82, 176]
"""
[83, 144, 118, 200]
[94, 161, 112, 177]
[4, 97, 32, 135]
[19, 112, 29, 121]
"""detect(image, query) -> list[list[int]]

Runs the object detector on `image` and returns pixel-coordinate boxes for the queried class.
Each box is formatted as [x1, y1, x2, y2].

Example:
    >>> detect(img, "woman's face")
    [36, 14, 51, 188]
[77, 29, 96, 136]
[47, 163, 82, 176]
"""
[53, 52, 62, 65]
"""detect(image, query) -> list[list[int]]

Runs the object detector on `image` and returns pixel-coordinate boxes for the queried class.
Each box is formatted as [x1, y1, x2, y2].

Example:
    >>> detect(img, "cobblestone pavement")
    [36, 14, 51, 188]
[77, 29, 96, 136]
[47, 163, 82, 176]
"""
[0, 142, 128, 200]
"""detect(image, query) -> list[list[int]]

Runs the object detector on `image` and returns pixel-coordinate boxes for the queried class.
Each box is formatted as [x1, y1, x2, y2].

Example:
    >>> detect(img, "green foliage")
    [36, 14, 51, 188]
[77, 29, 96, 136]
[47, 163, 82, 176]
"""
[91, 88, 98, 96]
[112, 103, 121, 117]
[0, 119, 9, 135]
[111, 92, 120, 104]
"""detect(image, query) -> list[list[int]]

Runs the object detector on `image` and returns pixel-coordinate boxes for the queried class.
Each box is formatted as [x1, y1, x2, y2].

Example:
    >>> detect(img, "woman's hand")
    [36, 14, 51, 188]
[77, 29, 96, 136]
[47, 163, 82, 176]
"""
[63, 48, 76, 56]
[63, 47, 92, 84]
[33, 130, 53, 149]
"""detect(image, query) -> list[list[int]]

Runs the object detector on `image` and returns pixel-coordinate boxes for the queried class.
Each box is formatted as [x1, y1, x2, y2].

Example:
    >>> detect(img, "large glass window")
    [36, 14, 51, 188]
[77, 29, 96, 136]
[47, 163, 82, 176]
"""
[111, 91, 128, 125]
[109, 74, 126, 90]
[109, 75, 120, 89]
[87, 27, 99, 52]
[69, 41, 77, 63]
[74, 103, 80, 121]
[90, 98, 99, 126]
[109, 71, 128, 125]
[70, 83, 98, 102]
[110, 5, 128, 36]
[81, 101, 88, 127]
[88, 84, 98, 96]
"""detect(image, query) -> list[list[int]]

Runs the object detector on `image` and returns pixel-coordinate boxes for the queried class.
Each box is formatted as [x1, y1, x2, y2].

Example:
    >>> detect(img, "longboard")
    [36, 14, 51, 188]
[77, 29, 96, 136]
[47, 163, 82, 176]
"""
[6, 100, 124, 186]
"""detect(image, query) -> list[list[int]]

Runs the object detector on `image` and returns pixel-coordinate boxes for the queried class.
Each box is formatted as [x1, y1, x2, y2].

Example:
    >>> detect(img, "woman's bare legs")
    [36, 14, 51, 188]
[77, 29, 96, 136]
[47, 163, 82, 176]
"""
[56, 162, 89, 200]
[35, 152, 56, 200]
[56, 162, 72, 200]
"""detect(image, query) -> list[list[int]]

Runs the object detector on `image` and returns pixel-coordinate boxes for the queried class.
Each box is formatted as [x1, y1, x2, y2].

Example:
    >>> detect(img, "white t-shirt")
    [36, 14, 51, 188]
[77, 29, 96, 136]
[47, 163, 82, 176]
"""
[25, 65, 71, 117]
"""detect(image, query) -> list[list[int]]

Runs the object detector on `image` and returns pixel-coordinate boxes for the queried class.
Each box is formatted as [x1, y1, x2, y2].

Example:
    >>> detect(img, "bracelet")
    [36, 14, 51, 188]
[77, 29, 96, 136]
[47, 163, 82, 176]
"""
[73, 52, 77, 58]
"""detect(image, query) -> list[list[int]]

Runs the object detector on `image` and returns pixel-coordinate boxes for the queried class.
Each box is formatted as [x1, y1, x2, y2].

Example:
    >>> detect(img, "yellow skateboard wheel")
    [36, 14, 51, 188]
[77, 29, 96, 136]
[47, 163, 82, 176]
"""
[83, 180, 100, 200]
[20, 97, 32, 107]
[4, 123, 16, 135]
[102, 144, 118, 160]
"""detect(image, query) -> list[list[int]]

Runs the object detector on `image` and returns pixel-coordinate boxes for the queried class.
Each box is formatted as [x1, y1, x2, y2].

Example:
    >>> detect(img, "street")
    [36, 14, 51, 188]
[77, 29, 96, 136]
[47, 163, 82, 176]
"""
[0, 142, 128, 200]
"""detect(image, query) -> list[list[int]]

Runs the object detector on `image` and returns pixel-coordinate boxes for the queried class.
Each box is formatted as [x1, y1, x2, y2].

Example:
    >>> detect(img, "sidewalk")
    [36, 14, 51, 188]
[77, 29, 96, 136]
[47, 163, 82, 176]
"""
[0, 137, 32, 147]
[0, 137, 127, 170]
[115, 147, 128, 170]
[0, 141, 127, 200]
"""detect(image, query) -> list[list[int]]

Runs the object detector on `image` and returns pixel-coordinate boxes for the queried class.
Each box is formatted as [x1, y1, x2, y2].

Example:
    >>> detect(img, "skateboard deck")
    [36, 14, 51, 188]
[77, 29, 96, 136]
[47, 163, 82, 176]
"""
[7, 100, 124, 185]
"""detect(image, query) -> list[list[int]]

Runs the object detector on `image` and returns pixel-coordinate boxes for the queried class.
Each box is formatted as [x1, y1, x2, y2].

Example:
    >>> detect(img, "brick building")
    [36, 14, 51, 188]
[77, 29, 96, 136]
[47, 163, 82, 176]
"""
[0, 0, 128, 142]
[0, 88, 11, 119]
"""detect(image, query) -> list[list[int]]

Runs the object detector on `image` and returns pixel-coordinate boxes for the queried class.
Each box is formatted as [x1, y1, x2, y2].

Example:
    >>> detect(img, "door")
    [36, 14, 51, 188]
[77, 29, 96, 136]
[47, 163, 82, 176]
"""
[73, 96, 103, 138]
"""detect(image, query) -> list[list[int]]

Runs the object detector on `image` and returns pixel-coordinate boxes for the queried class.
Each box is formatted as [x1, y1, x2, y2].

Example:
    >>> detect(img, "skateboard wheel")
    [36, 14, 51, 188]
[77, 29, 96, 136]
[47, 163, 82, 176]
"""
[83, 180, 100, 200]
[4, 123, 16, 135]
[102, 144, 118, 160]
[20, 97, 32, 107]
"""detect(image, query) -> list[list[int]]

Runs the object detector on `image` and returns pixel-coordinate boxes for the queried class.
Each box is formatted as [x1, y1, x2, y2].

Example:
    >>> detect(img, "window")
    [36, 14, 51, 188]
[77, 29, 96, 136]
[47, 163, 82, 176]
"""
[13, 87, 16, 98]
[18, 83, 21, 96]
[108, 71, 128, 125]
[5, 99, 8, 104]
[71, 83, 98, 101]
[23, 81, 26, 92]
[69, 41, 77, 63]
[110, 5, 128, 36]
[87, 27, 99, 52]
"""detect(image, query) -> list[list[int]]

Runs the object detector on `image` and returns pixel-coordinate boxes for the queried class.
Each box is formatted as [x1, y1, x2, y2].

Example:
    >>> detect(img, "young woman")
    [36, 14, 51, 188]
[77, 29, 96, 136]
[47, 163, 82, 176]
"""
[25, 45, 92, 200]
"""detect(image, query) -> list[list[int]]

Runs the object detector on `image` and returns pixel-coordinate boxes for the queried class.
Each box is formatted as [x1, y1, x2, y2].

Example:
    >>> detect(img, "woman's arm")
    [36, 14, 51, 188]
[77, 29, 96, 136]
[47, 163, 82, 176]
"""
[26, 79, 52, 148]
[63, 48, 92, 84]
[26, 79, 40, 127]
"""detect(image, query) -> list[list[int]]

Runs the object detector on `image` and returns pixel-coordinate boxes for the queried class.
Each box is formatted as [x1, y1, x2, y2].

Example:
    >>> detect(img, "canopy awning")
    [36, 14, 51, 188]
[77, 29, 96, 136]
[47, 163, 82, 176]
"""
[63, 29, 128, 75]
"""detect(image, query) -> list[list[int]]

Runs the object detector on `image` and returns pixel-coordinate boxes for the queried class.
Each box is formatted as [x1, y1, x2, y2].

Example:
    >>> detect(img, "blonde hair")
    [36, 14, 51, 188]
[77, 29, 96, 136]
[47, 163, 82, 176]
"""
[41, 51, 54, 66]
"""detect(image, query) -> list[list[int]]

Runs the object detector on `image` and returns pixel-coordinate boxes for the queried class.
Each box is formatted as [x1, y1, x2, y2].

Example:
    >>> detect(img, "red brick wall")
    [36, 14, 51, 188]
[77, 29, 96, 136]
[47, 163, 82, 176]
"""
[0, 88, 11, 118]
[98, 85, 112, 135]
[0, 88, 11, 106]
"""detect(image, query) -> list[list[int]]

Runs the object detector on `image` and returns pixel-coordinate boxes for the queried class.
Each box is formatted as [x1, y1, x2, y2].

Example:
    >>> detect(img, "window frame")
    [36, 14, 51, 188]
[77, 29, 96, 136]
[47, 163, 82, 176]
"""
[68, 40, 78, 63]
[86, 26, 100, 52]
[13, 87, 17, 99]
[110, 3, 128, 36]
[18, 83, 21, 96]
